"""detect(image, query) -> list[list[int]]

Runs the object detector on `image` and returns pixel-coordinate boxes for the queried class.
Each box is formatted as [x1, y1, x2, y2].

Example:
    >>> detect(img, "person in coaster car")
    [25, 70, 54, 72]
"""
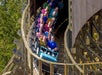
[36, 31, 46, 47]
[48, 7, 58, 18]
[43, 22, 52, 39]
[48, 0, 59, 8]
[47, 35, 58, 52]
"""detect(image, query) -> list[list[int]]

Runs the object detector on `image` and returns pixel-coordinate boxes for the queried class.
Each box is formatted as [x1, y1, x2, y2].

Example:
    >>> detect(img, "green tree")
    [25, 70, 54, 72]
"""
[0, 0, 26, 72]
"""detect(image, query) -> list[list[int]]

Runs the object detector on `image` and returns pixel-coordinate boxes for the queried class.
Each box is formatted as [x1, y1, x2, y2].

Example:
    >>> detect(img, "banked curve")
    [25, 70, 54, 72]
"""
[21, 1, 71, 65]
[21, 0, 84, 74]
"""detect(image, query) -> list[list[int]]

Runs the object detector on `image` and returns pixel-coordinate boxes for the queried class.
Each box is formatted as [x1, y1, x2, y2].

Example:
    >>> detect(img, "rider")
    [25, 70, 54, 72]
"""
[48, 7, 58, 18]
[47, 35, 58, 52]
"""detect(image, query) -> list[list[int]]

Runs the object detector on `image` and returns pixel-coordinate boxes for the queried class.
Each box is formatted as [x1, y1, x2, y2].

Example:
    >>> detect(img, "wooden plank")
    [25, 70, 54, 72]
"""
[39, 60, 42, 75]
[50, 64, 54, 75]
[64, 65, 68, 75]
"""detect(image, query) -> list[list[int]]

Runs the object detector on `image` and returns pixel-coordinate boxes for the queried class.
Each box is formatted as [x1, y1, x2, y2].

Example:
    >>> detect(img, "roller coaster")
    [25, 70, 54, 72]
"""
[1, 0, 102, 75]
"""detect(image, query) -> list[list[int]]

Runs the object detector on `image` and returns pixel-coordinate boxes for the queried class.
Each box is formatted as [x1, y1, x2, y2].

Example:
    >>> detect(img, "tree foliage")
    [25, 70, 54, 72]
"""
[0, 0, 26, 72]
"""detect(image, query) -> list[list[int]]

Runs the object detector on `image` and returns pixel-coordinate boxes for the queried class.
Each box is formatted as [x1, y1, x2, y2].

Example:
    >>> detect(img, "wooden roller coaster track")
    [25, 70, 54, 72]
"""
[1, 0, 102, 75]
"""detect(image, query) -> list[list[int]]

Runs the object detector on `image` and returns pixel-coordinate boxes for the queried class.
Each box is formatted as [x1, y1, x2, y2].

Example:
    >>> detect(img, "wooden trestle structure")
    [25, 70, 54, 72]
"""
[1, 0, 102, 75]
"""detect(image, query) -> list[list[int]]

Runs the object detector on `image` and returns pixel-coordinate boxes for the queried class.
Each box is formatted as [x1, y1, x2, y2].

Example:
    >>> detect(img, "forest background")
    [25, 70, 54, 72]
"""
[0, 0, 26, 72]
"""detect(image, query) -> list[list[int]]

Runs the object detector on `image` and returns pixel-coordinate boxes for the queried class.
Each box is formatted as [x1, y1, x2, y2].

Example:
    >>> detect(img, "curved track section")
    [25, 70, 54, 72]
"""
[68, 9, 102, 74]
[2, 0, 102, 75]
[64, 25, 83, 73]
[21, 0, 84, 74]
[21, 1, 70, 75]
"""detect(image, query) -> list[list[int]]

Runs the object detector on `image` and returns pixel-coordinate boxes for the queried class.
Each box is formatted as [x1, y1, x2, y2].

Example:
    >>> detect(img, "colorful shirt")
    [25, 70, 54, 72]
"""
[47, 40, 57, 49]
[43, 24, 50, 32]
[48, 9, 58, 18]
[43, 16, 48, 23]
[43, 2, 51, 12]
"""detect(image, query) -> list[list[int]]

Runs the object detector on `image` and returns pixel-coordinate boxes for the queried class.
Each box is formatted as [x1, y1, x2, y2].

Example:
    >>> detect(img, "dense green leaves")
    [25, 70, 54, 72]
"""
[0, 0, 26, 72]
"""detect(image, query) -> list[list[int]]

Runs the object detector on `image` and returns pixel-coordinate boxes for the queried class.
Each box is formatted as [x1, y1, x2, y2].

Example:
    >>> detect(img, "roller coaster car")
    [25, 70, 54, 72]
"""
[38, 46, 58, 62]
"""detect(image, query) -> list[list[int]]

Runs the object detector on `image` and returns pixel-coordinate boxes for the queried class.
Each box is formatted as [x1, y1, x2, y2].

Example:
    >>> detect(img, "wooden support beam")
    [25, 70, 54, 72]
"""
[39, 60, 42, 75]
[82, 64, 85, 75]
[50, 64, 54, 75]
[31, 55, 33, 75]
[64, 64, 68, 75]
